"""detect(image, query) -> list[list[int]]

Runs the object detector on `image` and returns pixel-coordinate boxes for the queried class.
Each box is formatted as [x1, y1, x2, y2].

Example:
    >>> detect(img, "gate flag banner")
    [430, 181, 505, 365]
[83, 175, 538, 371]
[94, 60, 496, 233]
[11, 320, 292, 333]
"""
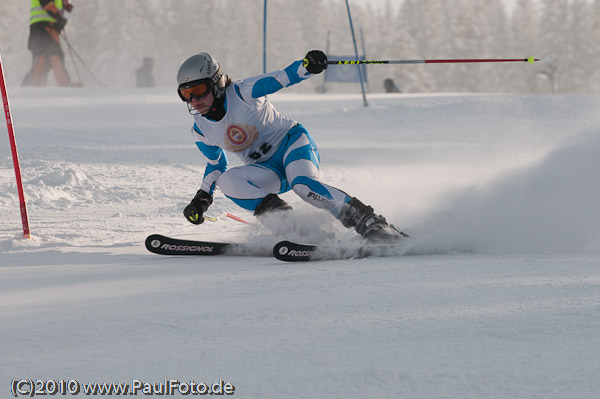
[324, 55, 368, 83]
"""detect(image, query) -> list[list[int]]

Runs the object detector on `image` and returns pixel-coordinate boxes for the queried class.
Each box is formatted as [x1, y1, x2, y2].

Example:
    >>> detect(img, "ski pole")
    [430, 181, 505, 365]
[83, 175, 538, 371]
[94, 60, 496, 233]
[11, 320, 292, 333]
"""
[63, 30, 82, 85]
[226, 213, 252, 225]
[328, 57, 540, 65]
[61, 33, 103, 86]
[200, 212, 252, 225]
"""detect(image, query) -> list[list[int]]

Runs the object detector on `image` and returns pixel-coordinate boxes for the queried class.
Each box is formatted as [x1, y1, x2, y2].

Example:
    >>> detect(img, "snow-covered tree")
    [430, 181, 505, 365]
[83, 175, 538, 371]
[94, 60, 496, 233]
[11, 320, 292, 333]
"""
[0, 0, 598, 93]
[590, 0, 600, 92]
[538, 0, 570, 93]
[509, 0, 539, 93]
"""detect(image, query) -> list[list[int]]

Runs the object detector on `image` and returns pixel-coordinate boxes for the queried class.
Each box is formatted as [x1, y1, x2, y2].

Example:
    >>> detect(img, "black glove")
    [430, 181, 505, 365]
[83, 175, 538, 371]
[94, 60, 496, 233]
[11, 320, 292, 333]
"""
[54, 15, 67, 33]
[183, 190, 213, 225]
[303, 50, 328, 74]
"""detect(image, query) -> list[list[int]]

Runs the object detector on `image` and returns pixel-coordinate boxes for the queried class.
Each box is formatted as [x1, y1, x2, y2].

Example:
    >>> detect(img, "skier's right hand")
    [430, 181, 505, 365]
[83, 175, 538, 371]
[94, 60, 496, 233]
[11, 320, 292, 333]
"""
[183, 190, 213, 225]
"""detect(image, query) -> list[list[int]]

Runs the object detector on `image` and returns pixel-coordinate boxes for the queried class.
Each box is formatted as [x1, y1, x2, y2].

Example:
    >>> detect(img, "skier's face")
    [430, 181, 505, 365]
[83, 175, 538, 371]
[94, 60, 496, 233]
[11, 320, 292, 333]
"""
[189, 91, 214, 114]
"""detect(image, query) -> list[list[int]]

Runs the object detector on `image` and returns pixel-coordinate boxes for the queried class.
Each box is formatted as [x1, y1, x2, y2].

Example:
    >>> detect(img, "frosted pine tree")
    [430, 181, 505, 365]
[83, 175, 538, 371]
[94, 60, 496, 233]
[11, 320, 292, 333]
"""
[509, 0, 539, 92]
[590, 0, 600, 92]
[538, 0, 570, 93]
[564, 0, 593, 92]
[478, 0, 510, 92]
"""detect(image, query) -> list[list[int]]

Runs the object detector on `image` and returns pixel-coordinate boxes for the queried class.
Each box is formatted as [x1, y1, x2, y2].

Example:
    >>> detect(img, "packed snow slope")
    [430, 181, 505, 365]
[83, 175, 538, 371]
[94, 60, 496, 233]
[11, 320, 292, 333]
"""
[2, 88, 600, 398]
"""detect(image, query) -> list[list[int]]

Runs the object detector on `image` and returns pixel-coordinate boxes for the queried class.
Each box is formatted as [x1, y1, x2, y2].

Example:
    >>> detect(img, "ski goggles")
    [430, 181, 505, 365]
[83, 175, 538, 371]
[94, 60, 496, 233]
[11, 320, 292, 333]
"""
[178, 80, 211, 102]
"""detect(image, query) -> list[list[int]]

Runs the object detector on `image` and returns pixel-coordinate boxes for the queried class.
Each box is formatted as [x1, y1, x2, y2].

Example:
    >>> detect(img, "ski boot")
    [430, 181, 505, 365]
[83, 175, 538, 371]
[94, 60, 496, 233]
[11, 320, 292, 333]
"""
[254, 194, 296, 235]
[254, 193, 293, 216]
[339, 197, 408, 243]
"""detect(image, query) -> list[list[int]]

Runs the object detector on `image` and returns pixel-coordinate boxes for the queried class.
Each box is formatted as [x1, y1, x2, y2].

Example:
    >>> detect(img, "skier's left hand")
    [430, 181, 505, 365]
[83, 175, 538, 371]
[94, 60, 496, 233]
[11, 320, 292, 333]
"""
[303, 50, 328, 74]
[53, 14, 68, 33]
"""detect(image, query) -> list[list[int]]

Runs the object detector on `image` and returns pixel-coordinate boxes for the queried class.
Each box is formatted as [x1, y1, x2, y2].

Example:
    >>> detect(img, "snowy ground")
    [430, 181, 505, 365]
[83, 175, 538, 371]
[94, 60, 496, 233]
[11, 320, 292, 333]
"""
[2, 88, 600, 398]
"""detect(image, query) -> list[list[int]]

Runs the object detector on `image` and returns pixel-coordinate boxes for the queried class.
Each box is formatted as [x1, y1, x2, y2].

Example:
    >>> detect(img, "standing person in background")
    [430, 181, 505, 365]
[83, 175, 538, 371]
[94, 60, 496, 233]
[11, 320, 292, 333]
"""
[135, 57, 155, 88]
[22, 0, 74, 87]
[383, 78, 401, 93]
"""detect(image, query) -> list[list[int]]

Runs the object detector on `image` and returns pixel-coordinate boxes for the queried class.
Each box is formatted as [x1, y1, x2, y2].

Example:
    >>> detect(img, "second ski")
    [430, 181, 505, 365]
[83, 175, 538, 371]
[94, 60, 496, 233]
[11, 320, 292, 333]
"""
[273, 240, 406, 262]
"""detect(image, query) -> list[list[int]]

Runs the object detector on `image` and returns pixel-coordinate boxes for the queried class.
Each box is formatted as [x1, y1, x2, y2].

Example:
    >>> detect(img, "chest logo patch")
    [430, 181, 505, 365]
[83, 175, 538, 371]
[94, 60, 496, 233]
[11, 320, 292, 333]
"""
[225, 124, 259, 152]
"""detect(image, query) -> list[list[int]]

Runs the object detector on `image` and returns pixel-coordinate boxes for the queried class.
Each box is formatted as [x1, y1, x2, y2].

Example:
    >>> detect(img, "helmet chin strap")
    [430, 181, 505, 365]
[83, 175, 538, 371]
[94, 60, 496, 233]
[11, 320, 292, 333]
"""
[187, 91, 226, 120]
[187, 102, 200, 115]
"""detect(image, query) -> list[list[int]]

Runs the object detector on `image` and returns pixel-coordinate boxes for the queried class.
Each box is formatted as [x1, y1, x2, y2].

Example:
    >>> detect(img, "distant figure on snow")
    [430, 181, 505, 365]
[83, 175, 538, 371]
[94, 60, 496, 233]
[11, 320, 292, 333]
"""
[384, 78, 401, 93]
[135, 57, 155, 88]
[22, 0, 74, 87]
[176, 51, 408, 242]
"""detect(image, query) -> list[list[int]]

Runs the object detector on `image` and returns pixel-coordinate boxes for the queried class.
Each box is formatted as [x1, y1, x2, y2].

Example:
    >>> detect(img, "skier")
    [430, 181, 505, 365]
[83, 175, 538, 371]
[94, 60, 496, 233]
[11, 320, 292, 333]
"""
[178, 50, 406, 242]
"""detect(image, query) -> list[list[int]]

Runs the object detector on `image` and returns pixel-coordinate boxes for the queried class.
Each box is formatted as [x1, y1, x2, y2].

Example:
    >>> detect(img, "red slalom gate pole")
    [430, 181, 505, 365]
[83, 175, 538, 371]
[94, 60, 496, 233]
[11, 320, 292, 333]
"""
[0, 53, 31, 239]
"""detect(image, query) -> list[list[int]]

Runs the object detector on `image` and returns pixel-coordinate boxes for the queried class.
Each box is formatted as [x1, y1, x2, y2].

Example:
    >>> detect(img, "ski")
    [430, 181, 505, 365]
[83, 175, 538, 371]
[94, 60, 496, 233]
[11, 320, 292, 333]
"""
[145, 234, 269, 257]
[146, 235, 407, 261]
[273, 240, 406, 262]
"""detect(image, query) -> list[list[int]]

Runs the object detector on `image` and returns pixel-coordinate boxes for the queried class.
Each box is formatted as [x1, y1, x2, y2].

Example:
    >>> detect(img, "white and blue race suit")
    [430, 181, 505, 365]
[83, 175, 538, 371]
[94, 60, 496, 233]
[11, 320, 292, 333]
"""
[191, 59, 351, 217]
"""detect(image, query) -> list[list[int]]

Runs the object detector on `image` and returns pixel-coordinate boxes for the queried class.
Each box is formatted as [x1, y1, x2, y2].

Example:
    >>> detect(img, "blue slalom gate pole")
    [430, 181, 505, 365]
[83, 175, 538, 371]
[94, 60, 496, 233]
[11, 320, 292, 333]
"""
[344, 0, 368, 106]
[263, 0, 267, 73]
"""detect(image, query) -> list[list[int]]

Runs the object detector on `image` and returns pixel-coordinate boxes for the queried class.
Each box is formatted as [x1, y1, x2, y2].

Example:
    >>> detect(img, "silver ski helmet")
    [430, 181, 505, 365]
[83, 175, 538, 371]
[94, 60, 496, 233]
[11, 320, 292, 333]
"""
[177, 52, 225, 102]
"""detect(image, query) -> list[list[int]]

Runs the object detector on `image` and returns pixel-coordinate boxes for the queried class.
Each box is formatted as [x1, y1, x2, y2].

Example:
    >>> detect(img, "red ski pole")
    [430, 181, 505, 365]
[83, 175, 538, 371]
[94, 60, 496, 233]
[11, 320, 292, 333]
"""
[0, 53, 31, 239]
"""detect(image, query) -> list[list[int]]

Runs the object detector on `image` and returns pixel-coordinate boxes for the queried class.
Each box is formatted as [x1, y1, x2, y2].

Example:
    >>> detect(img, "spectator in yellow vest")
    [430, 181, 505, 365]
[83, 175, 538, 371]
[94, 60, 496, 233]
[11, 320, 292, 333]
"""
[22, 0, 74, 87]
